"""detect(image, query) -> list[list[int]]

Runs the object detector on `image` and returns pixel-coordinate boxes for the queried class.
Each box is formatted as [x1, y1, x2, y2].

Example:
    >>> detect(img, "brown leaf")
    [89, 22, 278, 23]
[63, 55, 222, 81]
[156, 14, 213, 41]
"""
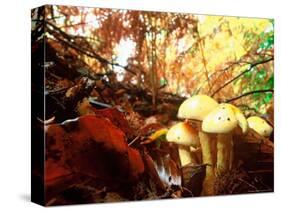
[182, 164, 206, 197]
[45, 124, 71, 186]
[128, 148, 145, 179]
[94, 107, 133, 138]
[45, 115, 144, 187]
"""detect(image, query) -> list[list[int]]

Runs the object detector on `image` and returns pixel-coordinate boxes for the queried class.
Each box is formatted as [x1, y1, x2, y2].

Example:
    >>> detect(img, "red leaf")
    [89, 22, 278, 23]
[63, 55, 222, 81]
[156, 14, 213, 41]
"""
[128, 148, 145, 179]
[76, 115, 128, 153]
[94, 107, 134, 138]
[45, 124, 71, 186]
[45, 115, 144, 187]
[45, 160, 71, 184]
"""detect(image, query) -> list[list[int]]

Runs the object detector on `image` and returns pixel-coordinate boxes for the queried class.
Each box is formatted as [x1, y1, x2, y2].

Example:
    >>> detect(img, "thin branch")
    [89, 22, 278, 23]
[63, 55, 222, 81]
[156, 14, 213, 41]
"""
[177, 19, 225, 60]
[224, 89, 274, 103]
[46, 21, 137, 75]
[236, 104, 262, 115]
[194, 59, 249, 94]
[208, 60, 250, 91]
[46, 87, 69, 95]
[211, 57, 274, 97]
[59, 22, 96, 29]
[197, 31, 212, 94]
[128, 135, 140, 146]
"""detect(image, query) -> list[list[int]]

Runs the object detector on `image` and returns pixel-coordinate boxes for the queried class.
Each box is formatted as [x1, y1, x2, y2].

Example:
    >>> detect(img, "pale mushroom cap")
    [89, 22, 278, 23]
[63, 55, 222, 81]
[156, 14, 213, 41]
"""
[224, 103, 248, 134]
[247, 116, 273, 137]
[166, 122, 199, 147]
[202, 104, 238, 134]
[177, 95, 218, 120]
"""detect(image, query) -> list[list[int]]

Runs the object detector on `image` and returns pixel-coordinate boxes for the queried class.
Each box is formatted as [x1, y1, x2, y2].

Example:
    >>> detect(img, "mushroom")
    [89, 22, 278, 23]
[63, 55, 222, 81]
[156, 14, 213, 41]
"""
[178, 95, 219, 120]
[202, 103, 248, 175]
[228, 104, 248, 134]
[166, 122, 200, 166]
[227, 104, 248, 170]
[177, 94, 218, 195]
[247, 116, 273, 137]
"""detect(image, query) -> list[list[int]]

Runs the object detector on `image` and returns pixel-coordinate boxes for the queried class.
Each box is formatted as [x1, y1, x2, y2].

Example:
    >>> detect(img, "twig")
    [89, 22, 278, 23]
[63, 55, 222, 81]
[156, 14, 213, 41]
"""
[208, 61, 251, 91]
[211, 57, 274, 97]
[46, 87, 69, 95]
[237, 178, 258, 191]
[46, 21, 136, 75]
[195, 60, 247, 94]
[182, 186, 194, 197]
[49, 95, 66, 110]
[197, 31, 212, 94]
[224, 89, 273, 103]
[128, 135, 140, 146]
[236, 104, 261, 115]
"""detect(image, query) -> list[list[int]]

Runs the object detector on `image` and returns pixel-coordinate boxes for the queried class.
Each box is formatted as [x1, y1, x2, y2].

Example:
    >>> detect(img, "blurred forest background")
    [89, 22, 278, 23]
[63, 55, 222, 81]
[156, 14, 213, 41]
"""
[32, 5, 274, 122]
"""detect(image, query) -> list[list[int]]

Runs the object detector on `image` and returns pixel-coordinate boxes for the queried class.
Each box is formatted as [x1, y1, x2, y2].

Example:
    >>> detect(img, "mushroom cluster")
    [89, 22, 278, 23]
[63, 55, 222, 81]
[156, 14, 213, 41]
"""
[177, 95, 218, 195]
[165, 94, 273, 196]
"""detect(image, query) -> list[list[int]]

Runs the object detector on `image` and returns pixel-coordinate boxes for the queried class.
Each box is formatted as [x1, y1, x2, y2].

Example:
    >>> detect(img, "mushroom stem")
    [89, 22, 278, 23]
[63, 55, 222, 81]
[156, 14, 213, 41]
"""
[199, 131, 216, 195]
[178, 146, 194, 166]
[229, 139, 234, 170]
[216, 133, 233, 175]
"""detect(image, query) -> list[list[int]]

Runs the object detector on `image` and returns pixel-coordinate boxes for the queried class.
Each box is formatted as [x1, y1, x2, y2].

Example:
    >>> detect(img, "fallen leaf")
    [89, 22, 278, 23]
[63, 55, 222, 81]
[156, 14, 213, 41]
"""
[181, 164, 206, 197]
[45, 115, 144, 187]
[94, 107, 133, 138]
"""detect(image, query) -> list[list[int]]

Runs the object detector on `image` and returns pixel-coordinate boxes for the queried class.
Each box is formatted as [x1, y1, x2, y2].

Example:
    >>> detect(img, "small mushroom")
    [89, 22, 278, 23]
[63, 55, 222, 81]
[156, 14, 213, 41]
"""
[166, 122, 199, 166]
[177, 94, 218, 195]
[202, 103, 248, 175]
[247, 116, 273, 137]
